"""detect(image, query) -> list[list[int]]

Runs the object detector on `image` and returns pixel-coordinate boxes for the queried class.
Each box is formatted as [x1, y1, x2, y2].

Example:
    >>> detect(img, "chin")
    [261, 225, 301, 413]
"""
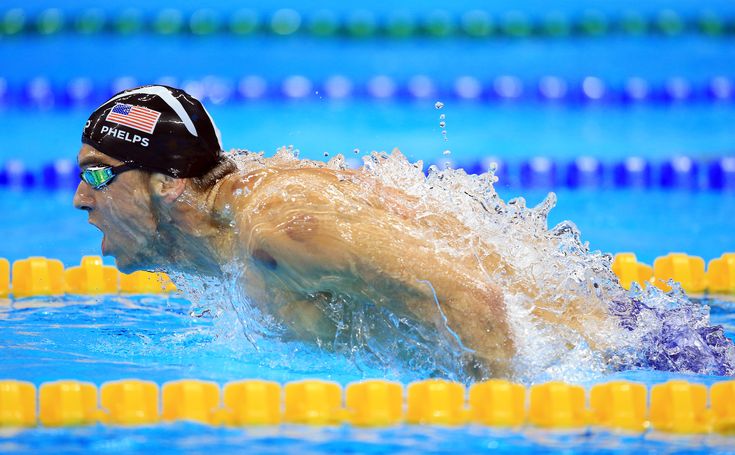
[112, 255, 136, 274]
[111, 250, 152, 274]
[115, 261, 143, 274]
[105, 236, 159, 274]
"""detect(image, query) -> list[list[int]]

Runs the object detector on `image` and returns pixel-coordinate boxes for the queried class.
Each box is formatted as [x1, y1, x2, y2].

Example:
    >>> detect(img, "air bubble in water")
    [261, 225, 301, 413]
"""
[439, 121, 446, 128]
[434, 101, 444, 109]
[439, 114, 445, 120]
[353, 148, 360, 154]
[443, 149, 451, 155]
[323, 152, 329, 157]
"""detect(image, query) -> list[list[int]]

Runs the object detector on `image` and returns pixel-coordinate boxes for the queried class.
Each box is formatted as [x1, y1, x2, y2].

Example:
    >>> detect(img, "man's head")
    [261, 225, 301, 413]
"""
[82, 84, 222, 178]
[73, 85, 234, 272]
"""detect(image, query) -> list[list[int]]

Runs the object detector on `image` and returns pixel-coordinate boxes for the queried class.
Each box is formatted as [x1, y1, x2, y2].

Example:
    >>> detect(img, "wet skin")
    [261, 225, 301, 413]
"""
[74, 145, 514, 377]
[73, 147, 159, 268]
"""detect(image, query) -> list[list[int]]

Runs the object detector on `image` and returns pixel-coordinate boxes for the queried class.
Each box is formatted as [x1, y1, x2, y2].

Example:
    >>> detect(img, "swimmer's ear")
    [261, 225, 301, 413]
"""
[149, 173, 186, 203]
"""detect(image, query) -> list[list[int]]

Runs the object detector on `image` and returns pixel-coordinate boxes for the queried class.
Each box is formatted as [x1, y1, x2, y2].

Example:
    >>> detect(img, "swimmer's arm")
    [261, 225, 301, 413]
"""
[232, 169, 476, 277]
[237, 173, 513, 371]
[238, 171, 494, 302]
[238, 172, 426, 286]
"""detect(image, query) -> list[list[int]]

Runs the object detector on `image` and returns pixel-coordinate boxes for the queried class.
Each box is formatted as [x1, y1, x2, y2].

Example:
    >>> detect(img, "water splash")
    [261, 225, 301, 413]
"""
[439, 113, 448, 141]
[608, 284, 735, 376]
[170, 148, 734, 383]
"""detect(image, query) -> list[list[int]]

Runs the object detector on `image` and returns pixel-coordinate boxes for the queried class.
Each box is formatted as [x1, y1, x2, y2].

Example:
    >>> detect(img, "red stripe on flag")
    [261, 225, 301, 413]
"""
[131, 106, 160, 119]
[122, 115, 156, 126]
[128, 112, 159, 121]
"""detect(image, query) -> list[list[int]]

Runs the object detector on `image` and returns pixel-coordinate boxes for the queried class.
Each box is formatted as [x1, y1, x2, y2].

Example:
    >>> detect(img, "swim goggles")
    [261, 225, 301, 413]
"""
[79, 163, 136, 189]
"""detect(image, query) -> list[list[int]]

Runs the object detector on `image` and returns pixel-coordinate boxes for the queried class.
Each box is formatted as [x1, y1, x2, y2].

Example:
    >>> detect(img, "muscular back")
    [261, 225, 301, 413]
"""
[214, 161, 514, 377]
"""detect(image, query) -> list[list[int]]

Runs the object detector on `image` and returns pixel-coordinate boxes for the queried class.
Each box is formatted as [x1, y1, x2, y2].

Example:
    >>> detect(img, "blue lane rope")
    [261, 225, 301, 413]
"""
[0, 75, 733, 109]
[2, 156, 733, 191]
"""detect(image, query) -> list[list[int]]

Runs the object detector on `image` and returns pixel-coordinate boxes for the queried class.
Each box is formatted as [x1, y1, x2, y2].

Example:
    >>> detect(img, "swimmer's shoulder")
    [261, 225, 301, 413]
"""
[208, 167, 272, 219]
[210, 165, 301, 214]
[242, 165, 355, 191]
[212, 160, 360, 216]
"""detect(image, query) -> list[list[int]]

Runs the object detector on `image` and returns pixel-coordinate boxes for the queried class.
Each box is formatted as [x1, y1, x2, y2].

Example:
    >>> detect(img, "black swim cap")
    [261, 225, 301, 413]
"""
[81, 85, 223, 178]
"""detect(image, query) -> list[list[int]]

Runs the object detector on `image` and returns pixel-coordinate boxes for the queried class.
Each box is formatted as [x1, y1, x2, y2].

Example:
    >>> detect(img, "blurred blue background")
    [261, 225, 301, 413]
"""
[0, 0, 734, 263]
[3, 6, 735, 452]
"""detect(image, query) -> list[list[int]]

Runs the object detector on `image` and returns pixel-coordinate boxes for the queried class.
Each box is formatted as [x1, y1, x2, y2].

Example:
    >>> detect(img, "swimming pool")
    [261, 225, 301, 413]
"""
[1, 265, 735, 453]
[2, 0, 735, 452]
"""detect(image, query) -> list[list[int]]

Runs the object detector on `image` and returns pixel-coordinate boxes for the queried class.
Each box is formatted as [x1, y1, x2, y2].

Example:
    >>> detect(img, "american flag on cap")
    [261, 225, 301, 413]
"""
[106, 103, 161, 134]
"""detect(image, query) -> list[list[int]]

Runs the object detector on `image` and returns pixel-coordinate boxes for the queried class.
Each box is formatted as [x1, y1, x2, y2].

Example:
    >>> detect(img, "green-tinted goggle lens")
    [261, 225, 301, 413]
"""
[81, 167, 115, 189]
[79, 163, 136, 189]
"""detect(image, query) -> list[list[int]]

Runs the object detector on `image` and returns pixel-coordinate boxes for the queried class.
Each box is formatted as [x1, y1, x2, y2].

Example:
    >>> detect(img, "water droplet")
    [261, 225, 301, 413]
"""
[353, 148, 360, 154]
[443, 149, 451, 155]
[439, 121, 446, 128]
[434, 101, 444, 109]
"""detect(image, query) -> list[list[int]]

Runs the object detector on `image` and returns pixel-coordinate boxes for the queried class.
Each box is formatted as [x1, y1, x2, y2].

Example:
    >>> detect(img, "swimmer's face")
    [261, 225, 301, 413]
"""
[73, 145, 158, 273]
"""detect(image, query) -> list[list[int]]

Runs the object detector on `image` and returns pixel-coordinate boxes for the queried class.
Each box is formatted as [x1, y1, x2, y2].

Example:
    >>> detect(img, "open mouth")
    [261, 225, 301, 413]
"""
[88, 220, 108, 253]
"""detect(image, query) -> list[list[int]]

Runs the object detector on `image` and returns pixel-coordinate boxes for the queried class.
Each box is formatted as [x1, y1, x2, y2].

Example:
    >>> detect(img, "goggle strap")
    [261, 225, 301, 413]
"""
[110, 162, 138, 174]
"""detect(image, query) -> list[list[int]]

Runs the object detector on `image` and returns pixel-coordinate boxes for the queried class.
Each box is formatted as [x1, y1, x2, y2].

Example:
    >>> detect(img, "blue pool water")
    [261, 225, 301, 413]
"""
[2, 0, 735, 452]
[5, 419, 734, 454]
[2, 293, 734, 453]
[2, 292, 733, 386]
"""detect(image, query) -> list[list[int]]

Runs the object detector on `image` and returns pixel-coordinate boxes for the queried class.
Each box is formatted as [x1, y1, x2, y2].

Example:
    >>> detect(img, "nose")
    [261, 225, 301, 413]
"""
[73, 180, 94, 211]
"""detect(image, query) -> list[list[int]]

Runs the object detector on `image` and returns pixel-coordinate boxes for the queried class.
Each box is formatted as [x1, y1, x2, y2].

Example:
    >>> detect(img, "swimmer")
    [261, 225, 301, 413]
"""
[73, 85, 517, 377]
